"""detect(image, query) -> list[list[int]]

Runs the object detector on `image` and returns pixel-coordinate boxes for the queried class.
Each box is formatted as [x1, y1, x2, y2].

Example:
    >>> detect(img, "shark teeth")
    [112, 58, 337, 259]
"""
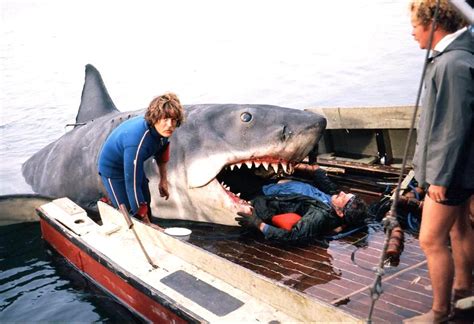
[225, 160, 295, 175]
[220, 180, 247, 205]
[271, 163, 279, 173]
[288, 163, 294, 174]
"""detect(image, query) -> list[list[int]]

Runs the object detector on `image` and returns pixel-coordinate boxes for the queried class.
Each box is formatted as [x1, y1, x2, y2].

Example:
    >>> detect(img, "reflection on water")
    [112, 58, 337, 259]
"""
[0, 222, 142, 323]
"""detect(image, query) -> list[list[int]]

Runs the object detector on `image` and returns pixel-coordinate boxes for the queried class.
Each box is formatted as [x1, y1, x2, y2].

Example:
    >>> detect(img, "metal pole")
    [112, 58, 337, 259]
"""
[119, 204, 158, 269]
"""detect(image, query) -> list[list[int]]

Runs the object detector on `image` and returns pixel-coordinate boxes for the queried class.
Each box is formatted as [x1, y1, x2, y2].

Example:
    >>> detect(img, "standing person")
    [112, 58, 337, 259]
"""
[98, 93, 185, 223]
[405, 1, 474, 322]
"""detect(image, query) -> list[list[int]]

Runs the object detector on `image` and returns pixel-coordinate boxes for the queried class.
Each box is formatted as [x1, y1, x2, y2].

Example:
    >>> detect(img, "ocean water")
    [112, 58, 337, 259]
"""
[0, 0, 425, 321]
[0, 222, 141, 322]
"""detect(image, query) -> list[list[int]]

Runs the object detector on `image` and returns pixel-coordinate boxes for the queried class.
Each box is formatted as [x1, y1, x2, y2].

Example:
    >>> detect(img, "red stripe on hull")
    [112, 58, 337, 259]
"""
[40, 218, 187, 323]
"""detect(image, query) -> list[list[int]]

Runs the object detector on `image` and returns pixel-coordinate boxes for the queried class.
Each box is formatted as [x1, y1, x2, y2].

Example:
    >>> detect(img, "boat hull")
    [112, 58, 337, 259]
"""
[38, 210, 199, 323]
[35, 198, 310, 323]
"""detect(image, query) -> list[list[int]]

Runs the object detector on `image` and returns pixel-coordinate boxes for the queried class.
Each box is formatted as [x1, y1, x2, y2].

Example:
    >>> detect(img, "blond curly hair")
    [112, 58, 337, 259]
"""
[410, 0, 467, 32]
[145, 92, 185, 127]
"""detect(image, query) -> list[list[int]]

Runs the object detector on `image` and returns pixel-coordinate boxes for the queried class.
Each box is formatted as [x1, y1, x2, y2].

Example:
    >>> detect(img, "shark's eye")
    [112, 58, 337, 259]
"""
[240, 112, 252, 123]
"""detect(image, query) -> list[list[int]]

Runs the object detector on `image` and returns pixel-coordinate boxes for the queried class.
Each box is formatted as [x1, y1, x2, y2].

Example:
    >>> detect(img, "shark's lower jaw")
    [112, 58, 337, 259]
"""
[215, 157, 297, 209]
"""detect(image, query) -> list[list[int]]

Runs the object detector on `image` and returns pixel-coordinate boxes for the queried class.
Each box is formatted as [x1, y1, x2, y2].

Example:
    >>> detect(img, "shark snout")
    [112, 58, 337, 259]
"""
[278, 113, 326, 143]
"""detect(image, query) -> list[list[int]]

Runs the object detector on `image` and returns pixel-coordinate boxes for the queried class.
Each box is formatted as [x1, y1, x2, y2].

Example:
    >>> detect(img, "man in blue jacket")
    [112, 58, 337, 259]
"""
[98, 93, 185, 223]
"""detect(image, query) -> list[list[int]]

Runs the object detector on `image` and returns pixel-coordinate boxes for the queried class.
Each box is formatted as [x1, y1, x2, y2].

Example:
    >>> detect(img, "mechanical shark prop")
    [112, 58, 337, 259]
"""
[22, 64, 327, 225]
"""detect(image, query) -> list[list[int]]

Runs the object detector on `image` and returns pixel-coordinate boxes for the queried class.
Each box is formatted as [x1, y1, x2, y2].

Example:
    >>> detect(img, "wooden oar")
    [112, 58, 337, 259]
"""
[118, 204, 158, 269]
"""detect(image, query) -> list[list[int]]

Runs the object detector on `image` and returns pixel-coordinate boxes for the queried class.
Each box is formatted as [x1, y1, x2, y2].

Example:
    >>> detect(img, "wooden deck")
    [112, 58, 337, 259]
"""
[178, 220, 474, 323]
[180, 222, 430, 323]
[153, 150, 474, 323]
[160, 156, 471, 322]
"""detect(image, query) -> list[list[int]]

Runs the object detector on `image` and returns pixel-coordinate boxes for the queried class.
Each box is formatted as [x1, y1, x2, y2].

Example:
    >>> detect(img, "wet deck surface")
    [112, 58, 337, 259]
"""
[165, 220, 472, 323]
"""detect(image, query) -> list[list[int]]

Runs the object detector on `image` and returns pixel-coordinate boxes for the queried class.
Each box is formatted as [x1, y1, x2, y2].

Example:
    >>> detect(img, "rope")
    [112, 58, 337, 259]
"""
[324, 224, 367, 240]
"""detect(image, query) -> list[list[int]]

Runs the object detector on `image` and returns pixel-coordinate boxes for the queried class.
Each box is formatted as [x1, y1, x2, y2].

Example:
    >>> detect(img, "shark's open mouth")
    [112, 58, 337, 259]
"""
[215, 157, 296, 208]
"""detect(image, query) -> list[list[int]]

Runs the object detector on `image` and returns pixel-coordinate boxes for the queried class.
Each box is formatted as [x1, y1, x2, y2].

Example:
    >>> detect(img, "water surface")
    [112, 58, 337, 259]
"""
[0, 222, 141, 322]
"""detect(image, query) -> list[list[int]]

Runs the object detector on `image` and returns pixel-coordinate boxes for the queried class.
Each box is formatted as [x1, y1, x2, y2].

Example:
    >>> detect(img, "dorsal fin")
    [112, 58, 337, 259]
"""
[75, 64, 119, 126]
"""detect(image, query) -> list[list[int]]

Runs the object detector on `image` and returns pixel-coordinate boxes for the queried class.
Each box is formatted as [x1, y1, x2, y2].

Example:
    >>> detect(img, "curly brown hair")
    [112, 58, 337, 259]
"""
[410, 0, 467, 33]
[144, 92, 185, 127]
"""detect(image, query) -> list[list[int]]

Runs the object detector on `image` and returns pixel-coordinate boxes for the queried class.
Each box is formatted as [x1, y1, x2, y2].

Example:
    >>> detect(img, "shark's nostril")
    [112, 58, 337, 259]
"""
[280, 125, 287, 141]
[280, 126, 293, 142]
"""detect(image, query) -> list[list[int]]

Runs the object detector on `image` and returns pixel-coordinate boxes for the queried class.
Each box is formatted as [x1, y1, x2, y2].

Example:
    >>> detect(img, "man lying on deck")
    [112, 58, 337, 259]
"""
[235, 169, 368, 244]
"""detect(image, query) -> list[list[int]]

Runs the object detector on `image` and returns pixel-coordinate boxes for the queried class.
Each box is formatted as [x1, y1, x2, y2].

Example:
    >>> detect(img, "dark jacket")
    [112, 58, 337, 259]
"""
[252, 195, 343, 244]
[413, 29, 474, 189]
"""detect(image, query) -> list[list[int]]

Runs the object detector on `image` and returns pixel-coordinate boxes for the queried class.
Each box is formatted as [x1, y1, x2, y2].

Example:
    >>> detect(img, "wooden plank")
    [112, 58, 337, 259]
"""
[306, 106, 419, 129]
[330, 260, 428, 306]
[317, 158, 407, 175]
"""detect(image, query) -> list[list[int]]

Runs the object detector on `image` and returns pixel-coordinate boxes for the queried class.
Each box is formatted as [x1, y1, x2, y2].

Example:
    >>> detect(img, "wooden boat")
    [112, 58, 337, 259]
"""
[34, 106, 473, 323]
[36, 198, 356, 322]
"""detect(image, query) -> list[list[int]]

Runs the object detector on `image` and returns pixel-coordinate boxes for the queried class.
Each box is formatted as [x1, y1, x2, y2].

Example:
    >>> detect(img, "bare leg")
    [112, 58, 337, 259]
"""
[418, 195, 461, 314]
[450, 200, 474, 294]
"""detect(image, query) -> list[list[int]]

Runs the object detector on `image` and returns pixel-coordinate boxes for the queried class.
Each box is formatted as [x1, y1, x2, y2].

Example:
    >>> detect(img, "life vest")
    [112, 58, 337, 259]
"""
[271, 212, 302, 231]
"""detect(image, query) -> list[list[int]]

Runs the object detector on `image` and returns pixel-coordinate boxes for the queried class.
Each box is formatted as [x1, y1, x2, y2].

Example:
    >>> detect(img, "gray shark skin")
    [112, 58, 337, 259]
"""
[22, 64, 327, 225]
